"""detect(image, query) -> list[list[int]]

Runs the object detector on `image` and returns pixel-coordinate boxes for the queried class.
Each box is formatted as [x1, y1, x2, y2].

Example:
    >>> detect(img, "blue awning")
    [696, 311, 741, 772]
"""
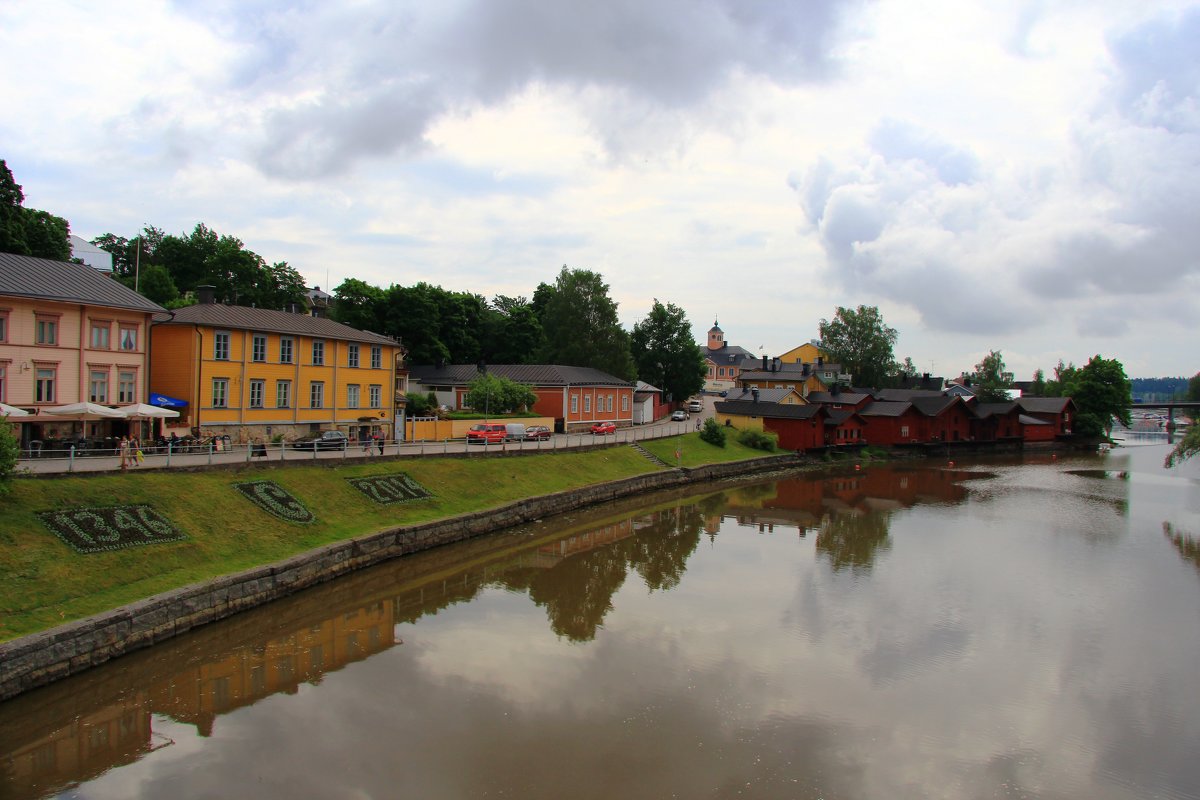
[149, 393, 189, 408]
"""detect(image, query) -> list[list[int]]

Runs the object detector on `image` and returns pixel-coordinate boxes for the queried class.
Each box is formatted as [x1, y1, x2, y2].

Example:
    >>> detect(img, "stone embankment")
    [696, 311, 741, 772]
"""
[0, 454, 800, 701]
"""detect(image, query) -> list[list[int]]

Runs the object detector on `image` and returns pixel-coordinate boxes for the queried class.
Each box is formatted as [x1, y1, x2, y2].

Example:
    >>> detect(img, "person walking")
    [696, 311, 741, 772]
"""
[118, 436, 130, 471]
[375, 431, 385, 456]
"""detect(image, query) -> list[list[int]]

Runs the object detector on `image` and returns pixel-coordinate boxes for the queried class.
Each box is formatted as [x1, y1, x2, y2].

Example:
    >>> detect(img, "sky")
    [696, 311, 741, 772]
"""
[2, 0, 1197, 379]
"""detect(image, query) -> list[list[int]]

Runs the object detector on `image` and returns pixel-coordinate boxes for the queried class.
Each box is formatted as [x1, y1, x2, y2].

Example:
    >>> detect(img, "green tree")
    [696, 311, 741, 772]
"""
[1064, 355, 1131, 437]
[972, 350, 1013, 402]
[1165, 424, 1200, 468]
[486, 296, 544, 364]
[0, 416, 19, 494]
[630, 299, 706, 402]
[463, 372, 538, 415]
[1188, 372, 1200, 403]
[135, 264, 179, 305]
[539, 266, 636, 380]
[818, 305, 898, 389]
[0, 160, 71, 260]
[1030, 368, 1047, 396]
[332, 278, 386, 331]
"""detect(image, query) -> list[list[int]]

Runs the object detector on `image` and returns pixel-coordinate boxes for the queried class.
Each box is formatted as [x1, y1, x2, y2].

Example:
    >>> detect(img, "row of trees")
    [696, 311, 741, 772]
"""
[0, 160, 71, 262]
[331, 266, 707, 403]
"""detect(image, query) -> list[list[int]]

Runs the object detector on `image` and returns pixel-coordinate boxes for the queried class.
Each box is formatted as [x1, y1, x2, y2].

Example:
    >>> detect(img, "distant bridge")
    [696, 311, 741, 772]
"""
[1128, 401, 1200, 432]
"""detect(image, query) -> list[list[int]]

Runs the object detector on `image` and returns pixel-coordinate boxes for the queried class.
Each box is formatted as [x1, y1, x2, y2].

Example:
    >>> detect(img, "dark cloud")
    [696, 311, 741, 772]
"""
[180, 0, 865, 178]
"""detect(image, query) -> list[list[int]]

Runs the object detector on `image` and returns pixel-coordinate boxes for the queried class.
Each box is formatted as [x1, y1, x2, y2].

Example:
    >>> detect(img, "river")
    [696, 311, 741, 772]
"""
[2, 444, 1198, 799]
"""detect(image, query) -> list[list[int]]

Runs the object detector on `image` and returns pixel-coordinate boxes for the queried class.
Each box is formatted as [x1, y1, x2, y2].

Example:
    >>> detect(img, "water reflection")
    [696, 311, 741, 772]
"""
[3, 452, 1198, 799]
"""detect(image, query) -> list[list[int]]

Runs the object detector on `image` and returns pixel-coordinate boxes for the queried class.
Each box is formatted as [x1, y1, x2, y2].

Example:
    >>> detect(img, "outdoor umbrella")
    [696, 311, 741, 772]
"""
[118, 403, 181, 439]
[41, 402, 125, 441]
[0, 402, 30, 417]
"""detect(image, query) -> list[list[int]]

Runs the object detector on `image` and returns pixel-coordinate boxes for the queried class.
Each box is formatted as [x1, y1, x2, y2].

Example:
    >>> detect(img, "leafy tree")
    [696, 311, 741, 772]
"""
[0, 416, 19, 494]
[0, 160, 71, 260]
[381, 283, 451, 365]
[463, 372, 537, 415]
[699, 417, 727, 447]
[898, 356, 918, 377]
[539, 266, 636, 380]
[972, 350, 1013, 402]
[1165, 423, 1200, 468]
[818, 305, 898, 389]
[1188, 372, 1200, 403]
[1064, 355, 1131, 437]
[135, 264, 179, 305]
[332, 278, 386, 331]
[486, 296, 544, 364]
[630, 299, 706, 402]
[1030, 368, 1047, 396]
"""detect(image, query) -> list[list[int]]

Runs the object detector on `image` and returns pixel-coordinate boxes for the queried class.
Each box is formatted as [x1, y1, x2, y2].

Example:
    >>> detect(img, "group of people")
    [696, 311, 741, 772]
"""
[360, 432, 386, 455]
[117, 435, 144, 470]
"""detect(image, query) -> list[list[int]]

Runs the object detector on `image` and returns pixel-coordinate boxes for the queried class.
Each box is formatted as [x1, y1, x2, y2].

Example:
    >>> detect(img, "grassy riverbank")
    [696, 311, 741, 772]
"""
[0, 434, 772, 641]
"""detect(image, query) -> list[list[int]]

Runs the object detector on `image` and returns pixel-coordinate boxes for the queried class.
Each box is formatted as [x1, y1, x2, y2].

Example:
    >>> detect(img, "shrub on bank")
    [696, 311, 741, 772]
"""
[699, 417, 727, 447]
[736, 428, 778, 452]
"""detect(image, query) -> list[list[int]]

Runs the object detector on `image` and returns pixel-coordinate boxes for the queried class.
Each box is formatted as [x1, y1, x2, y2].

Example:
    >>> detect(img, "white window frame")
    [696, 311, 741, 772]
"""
[280, 337, 293, 364]
[276, 379, 291, 408]
[214, 331, 231, 360]
[249, 379, 265, 408]
[312, 340, 325, 366]
[252, 334, 267, 362]
[347, 384, 360, 409]
[310, 381, 324, 408]
[212, 378, 229, 408]
[369, 384, 381, 408]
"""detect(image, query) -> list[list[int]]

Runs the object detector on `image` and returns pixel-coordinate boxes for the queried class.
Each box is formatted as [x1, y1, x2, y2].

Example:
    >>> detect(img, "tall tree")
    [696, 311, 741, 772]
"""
[539, 266, 635, 380]
[818, 305, 898, 389]
[486, 296, 544, 364]
[0, 160, 71, 260]
[332, 278, 386, 331]
[1064, 355, 1131, 437]
[972, 350, 1013, 402]
[630, 299, 706, 402]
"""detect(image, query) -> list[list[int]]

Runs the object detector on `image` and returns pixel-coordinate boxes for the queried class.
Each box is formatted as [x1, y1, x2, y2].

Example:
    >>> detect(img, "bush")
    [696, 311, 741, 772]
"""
[0, 417, 19, 494]
[699, 417, 727, 447]
[736, 428, 778, 452]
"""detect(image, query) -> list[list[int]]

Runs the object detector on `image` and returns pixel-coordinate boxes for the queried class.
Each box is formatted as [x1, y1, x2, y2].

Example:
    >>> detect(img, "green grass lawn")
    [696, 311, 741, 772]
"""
[0, 435, 774, 642]
[640, 430, 779, 467]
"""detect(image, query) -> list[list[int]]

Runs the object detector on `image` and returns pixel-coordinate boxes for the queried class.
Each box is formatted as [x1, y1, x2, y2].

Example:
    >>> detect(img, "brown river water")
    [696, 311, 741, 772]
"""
[2, 444, 1199, 799]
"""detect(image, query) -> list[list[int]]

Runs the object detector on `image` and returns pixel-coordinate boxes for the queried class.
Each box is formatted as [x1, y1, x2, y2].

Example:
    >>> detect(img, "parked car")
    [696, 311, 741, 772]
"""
[466, 423, 507, 445]
[290, 430, 349, 451]
[718, 390, 728, 397]
[591, 421, 616, 435]
[524, 425, 552, 441]
[671, 410, 688, 421]
[687, 399, 704, 413]
[504, 423, 527, 441]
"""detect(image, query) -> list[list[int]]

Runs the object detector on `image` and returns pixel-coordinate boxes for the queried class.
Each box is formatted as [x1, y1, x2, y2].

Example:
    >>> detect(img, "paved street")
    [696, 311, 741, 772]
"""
[16, 404, 712, 475]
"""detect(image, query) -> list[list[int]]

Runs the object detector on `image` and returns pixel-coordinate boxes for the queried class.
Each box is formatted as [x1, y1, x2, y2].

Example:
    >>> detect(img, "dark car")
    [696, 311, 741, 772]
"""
[524, 425, 552, 441]
[290, 430, 349, 451]
[591, 421, 616, 435]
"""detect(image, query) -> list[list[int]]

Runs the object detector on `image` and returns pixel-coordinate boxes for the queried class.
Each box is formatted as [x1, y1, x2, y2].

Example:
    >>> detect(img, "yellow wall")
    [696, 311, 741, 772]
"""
[714, 410, 763, 431]
[778, 342, 825, 364]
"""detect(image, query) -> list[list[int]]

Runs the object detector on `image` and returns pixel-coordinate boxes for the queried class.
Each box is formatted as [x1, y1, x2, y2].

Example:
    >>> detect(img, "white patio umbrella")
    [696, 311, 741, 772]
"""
[41, 402, 125, 440]
[0, 402, 30, 417]
[117, 403, 181, 420]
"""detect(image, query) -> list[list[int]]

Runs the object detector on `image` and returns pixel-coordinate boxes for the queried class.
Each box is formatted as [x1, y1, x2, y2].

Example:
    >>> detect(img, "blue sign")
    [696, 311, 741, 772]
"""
[149, 392, 188, 408]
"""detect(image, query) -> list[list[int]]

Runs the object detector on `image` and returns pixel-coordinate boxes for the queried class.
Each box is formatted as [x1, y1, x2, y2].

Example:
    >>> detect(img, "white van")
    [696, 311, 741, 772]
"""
[504, 423, 527, 441]
[687, 399, 704, 413]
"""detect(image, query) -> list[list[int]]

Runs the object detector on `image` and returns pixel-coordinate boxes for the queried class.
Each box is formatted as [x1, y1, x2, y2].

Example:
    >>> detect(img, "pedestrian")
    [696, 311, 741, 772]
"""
[118, 436, 130, 470]
[362, 433, 372, 455]
[375, 431, 385, 456]
[130, 435, 142, 466]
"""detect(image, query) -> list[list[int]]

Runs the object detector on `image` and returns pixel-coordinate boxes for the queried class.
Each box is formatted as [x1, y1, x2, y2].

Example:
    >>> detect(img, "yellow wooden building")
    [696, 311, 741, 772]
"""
[777, 339, 826, 364]
[150, 300, 400, 443]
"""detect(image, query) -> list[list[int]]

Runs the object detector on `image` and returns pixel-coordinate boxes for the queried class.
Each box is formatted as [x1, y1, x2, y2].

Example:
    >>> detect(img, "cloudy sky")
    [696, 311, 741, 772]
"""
[2, 1, 1197, 378]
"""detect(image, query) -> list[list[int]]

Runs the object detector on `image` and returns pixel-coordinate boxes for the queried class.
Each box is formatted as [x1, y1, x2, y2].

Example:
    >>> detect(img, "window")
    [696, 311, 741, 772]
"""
[214, 331, 230, 360]
[570, 395, 578, 414]
[371, 346, 382, 369]
[90, 322, 110, 350]
[0, 363, 6, 402]
[252, 335, 267, 362]
[35, 367, 56, 402]
[369, 384, 381, 408]
[119, 325, 138, 352]
[584, 395, 591, 413]
[280, 337, 293, 364]
[35, 316, 58, 345]
[118, 371, 136, 403]
[348, 344, 359, 368]
[606, 396, 613, 412]
[347, 384, 360, 408]
[89, 370, 109, 403]
[622, 394, 629, 411]
[311, 340, 325, 366]
[0, 310, 7, 342]
[276, 380, 291, 408]
[718, 367, 725, 377]
[900, 425, 909, 439]
[212, 378, 229, 408]
[249, 379, 265, 408]
[310, 381, 324, 408]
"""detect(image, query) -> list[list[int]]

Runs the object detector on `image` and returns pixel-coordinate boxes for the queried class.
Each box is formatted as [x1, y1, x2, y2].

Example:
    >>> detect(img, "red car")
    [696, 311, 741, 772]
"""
[590, 421, 616, 435]
[466, 423, 507, 445]
[524, 425, 552, 440]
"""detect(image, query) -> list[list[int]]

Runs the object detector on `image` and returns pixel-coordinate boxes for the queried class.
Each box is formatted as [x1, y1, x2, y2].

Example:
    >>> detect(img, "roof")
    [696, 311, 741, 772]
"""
[805, 391, 871, 406]
[859, 401, 913, 417]
[409, 363, 633, 387]
[714, 400, 823, 420]
[158, 303, 396, 345]
[891, 374, 946, 390]
[0, 252, 164, 313]
[874, 388, 946, 401]
[825, 408, 863, 425]
[910, 395, 961, 416]
[723, 387, 797, 404]
[1017, 396, 1074, 413]
[972, 402, 1019, 419]
[703, 344, 755, 363]
[1019, 414, 1051, 426]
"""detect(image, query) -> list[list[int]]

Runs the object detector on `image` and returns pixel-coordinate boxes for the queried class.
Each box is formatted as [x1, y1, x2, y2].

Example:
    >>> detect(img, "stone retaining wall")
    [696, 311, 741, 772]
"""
[0, 454, 800, 701]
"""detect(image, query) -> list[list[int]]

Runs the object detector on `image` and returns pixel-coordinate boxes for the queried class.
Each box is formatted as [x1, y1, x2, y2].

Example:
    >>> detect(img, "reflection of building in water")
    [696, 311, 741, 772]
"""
[3, 693, 159, 794]
[1, 602, 393, 799]
[150, 601, 394, 737]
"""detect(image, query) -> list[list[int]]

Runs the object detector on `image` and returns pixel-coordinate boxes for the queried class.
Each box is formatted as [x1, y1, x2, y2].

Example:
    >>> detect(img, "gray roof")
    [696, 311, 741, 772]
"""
[972, 402, 1019, 419]
[1017, 397, 1074, 413]
[704, 344, 755, 365]
[806, 391, 871, 406]
[859, 401, 913, 417]
[0, 252, 164, 313]
[159, 303, 396, 345]
[723, 387, 797, 404]
[410, 363, 633, 387]
[714, 400, 823, 420]
[911, 395, 961, 416]
[874, 388, 946, 401]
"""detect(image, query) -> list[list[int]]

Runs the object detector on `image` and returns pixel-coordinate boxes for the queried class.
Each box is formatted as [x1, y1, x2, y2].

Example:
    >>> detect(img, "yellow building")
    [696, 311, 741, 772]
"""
[777, 339, 826, 364]
[150, 300, 400, 443]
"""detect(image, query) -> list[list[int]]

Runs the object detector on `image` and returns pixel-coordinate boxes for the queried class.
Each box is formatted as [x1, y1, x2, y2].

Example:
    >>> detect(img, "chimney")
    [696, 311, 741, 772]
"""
[751, 387, 759, 403]
[762, 354, 768, 370]
[832, 383, 841, 396]
[196, 285, 216, 304]
[802, 363, 810, 376]
[772, 358, 779, 372]
[817, 356, 823, 367]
